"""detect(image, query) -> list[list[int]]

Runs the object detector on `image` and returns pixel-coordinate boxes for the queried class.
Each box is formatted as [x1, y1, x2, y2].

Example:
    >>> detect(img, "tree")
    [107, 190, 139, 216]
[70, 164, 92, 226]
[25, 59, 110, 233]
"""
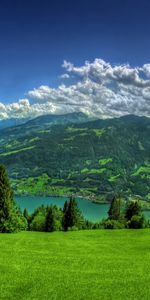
[125, 201, 141, 221]
[23, 208, 29, 222]
[125, 200, 145, 229]
[129, 214, 145, 229]
[63, 196, 84, 231]
[30, 213, 46, 231]
[45, 205, 63, 232]
[108, 196, 121, 220]
[62, 200, 69, 231]
[45, 207, 55, 232]
[0, 164, 27, 232]
[23, 208, 29, 220]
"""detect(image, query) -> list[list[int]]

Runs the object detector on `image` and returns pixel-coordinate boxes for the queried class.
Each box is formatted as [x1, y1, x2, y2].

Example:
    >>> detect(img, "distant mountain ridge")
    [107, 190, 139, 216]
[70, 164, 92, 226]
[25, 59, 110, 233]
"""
[0, 112, 92, 130]
[26, 112, 91, 125]
[0, 118, 29, 130]
[0, 114, 149, 201]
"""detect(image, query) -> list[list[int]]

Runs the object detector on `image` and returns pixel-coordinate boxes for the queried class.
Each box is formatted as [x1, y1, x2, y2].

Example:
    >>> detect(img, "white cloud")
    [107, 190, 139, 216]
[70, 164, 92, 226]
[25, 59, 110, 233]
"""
[143, 64, 150, 78]
[0, 59, 150, 120]
[60, 73, 70, 79]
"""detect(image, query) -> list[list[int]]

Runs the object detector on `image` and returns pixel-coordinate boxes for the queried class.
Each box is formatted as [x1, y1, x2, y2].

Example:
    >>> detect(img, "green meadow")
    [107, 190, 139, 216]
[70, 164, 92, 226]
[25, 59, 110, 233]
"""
[1, 230, 150, 300]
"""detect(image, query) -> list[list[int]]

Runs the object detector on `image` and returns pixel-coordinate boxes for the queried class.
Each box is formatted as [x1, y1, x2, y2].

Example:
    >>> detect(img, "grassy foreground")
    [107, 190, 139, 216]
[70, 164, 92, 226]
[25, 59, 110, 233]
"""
[0, 230, 150, 300]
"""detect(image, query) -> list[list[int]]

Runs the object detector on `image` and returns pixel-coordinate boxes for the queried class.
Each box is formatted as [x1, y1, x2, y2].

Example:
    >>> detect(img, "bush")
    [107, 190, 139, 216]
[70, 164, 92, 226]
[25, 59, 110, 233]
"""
[30, 214, 46, 231]
[92, 223, 102, 229]
[67, 226, 78, 231]
[128, 214, 145, 229]
[125, 201, 141, 221]
[102, 219, 126, 229]
[84, 220, 94, 229]
[3, 212, 27, 233]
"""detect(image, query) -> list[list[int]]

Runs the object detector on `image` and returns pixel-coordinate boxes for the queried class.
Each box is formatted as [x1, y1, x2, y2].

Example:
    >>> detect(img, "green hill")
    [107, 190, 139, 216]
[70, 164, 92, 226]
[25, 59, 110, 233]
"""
[1, 230, 150, 300]
[0, 114, 149, 201]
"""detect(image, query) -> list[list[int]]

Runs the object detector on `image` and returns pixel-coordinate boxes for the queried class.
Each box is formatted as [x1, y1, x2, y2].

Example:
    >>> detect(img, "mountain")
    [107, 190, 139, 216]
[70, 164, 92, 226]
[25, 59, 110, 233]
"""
[25, 112, 91, 126]
[0, 112, 90, 131]
[0, 114, 149, 201]
[0, 118, 29, 130]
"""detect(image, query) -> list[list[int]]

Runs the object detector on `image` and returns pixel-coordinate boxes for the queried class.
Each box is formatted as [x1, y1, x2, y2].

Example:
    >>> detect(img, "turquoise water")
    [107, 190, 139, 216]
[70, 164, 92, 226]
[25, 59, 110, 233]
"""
[16, 196, 150, 222]
[15, 196, 110, 222]
[143, 210, 150, 221]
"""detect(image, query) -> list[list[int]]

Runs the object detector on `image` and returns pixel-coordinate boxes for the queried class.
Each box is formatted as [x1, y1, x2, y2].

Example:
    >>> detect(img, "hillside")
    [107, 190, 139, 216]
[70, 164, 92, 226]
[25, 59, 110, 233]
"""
[0, 114, 149, 201]
[1, 230, 150, 300]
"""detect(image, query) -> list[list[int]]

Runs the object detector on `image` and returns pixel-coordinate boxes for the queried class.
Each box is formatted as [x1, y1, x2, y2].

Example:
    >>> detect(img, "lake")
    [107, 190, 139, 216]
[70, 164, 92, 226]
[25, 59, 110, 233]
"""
[15, 196, 150, 222]
[16, 196, 110, 222]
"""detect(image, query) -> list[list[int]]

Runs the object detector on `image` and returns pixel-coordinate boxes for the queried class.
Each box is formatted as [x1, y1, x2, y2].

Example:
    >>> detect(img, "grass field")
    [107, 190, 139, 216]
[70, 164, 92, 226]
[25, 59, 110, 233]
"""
[0, 230, 150, 300]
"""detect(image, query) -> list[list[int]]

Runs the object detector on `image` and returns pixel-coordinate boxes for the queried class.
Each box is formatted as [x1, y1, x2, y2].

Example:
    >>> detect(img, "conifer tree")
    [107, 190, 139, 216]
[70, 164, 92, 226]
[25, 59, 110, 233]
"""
[0, 164, 27, 232]
[63, 200, 69, 231]
[63, 196, 83, 230]
[23, 208, 30, 228]
[23, 208, 29, 221]
[45, 207, 55, 232]
[108, 196, 121, 220]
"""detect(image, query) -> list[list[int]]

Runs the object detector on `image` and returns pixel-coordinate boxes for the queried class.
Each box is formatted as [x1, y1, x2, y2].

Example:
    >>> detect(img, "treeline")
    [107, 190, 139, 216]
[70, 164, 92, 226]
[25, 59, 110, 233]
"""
[23, 197, 85, 232]
[104, 196, 146, 229]
[22, 196, 148, 232]
[0, 164, 148, 233]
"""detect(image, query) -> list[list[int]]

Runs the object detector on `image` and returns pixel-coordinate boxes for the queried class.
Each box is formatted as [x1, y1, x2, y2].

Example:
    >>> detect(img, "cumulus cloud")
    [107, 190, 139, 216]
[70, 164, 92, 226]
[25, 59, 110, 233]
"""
[0, 98, 31, 119]
[0, 59, 150, 120]
[143, 64, 150, 78]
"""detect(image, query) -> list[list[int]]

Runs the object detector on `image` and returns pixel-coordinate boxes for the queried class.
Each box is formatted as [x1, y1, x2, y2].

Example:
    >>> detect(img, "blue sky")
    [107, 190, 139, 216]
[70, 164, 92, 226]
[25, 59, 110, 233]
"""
[0, 0, 150, 119]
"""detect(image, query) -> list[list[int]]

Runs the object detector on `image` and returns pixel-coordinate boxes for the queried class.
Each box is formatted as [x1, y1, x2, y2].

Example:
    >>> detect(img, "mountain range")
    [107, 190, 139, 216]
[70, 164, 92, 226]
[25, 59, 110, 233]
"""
[0, 112, 149, 201]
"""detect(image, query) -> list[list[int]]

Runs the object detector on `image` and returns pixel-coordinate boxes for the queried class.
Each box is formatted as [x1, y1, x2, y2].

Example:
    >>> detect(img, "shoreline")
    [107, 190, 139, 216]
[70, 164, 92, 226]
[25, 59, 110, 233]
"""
[15, 193, 109, 204]
[15, 193, 150, 211]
